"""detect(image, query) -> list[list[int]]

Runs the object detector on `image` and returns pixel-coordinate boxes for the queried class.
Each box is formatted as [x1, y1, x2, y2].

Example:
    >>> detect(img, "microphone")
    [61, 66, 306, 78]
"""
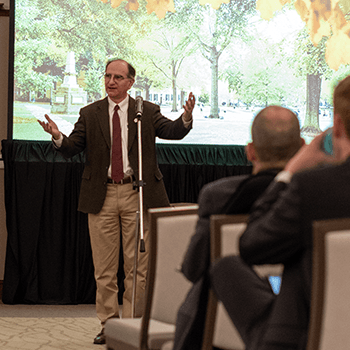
[135, 96, 143, 117]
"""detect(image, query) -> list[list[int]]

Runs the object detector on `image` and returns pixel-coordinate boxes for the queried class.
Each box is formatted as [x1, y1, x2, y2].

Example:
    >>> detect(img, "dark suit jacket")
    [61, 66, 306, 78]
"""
[181, 169, 281, 283]
[174, 169, 281, 350]
[240, 157, 350, 349]
[57, 96, 192, 214]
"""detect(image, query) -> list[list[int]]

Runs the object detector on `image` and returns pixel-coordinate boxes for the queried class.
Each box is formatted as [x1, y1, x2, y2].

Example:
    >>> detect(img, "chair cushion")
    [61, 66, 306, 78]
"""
[105, 318, 142, 348]
[104, 318, 176, 350]
[147, 320, 176, 349]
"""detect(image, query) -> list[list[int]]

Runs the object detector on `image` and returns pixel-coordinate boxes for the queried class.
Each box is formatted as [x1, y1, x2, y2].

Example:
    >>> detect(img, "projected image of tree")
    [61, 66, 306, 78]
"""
[11, 0, 350, 143]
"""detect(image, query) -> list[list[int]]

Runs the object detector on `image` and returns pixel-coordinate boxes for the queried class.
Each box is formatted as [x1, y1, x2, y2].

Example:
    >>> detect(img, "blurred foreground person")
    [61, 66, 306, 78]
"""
[211, 76, 350, 350]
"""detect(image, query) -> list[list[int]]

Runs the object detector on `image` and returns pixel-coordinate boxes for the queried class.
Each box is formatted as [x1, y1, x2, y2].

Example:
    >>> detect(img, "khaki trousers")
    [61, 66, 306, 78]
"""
[88, 183, 149, 324]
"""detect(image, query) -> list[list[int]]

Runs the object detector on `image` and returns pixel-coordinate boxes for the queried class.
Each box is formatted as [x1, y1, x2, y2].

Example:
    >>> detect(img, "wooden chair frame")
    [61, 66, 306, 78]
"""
[201, 214, 248, 350]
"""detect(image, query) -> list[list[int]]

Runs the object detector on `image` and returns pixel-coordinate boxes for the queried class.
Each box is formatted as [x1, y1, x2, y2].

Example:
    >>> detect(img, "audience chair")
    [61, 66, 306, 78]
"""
[105, 205, 199, 350]
[307, 217, 350, 350]
[202, 214, 283, 350]
[160, 340, 174, 350]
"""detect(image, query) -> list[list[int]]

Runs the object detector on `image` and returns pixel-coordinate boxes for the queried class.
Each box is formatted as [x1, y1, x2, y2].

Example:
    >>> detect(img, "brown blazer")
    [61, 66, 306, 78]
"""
[57, 96, 192, 214]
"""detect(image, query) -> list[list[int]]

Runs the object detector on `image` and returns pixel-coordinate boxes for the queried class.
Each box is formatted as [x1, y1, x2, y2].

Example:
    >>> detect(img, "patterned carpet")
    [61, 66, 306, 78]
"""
[0, 302, 105, 350]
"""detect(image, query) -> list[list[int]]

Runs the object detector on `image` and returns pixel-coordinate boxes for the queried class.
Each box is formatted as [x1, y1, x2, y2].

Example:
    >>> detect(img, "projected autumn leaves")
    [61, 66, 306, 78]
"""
[257, 0, 350, 70]
[102, 0, 175, 18]
[98, 0, 350, 70]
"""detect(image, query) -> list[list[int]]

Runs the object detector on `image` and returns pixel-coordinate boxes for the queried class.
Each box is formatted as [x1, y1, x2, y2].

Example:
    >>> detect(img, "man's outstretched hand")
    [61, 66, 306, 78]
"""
[183, 92, 196, 122]
[37, 114, 61, 140]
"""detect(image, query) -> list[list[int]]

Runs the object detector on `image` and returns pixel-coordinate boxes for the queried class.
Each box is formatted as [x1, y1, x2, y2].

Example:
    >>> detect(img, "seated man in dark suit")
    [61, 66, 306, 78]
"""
[173, 105, 304, 350]
[210, 75, 350, 350]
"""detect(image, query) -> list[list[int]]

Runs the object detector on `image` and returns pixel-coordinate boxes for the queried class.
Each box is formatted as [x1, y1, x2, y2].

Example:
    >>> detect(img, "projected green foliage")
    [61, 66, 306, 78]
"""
[165, 0, 256, 118]
[14, 0, 146, 99]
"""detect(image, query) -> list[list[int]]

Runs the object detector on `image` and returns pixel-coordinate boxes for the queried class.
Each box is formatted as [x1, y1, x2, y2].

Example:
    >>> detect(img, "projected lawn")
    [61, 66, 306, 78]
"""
[13, 101, 333, 145]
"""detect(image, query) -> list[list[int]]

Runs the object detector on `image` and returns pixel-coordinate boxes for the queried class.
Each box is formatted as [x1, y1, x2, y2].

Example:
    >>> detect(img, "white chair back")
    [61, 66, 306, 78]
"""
[142, 205, 199, 349]
[210, 215, 247, 350]
[307, 218, 350, 350]
[150, 211, 198, 324]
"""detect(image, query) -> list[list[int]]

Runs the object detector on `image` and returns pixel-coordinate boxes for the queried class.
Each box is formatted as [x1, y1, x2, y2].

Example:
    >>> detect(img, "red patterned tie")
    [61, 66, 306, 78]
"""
[111, 105, 124, 183]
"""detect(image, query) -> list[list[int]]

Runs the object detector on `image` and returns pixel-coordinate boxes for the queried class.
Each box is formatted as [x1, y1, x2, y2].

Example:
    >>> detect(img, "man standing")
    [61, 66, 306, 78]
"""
[38, 58, 195, 344]
[174, 105, 303, 350]
[210, 76, 350, 350]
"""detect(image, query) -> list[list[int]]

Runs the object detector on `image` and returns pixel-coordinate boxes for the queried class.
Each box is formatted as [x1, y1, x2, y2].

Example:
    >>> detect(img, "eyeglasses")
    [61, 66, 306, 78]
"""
[104, 73, 129, 82]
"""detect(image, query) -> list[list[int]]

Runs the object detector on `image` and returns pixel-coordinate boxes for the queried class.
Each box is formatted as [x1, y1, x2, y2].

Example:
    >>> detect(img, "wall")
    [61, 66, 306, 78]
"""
[0, 0, 10, 282]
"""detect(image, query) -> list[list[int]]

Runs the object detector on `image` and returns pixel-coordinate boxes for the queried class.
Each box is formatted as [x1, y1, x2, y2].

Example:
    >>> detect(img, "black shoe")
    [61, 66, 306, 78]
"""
[94, 329, 106, 345]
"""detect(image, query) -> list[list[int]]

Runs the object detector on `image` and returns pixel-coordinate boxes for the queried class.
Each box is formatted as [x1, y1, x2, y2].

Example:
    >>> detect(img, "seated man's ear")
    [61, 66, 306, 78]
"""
[246, 142, 257, 162]
[333, 113, 346, 139]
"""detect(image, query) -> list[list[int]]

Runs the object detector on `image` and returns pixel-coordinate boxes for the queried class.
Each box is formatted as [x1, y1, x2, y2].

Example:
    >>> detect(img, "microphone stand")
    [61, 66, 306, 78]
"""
[131, 97, 146, 318]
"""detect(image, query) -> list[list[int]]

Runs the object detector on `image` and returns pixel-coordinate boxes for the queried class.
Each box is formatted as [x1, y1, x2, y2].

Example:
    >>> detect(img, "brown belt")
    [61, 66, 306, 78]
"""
[107, 175, 133, 185]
